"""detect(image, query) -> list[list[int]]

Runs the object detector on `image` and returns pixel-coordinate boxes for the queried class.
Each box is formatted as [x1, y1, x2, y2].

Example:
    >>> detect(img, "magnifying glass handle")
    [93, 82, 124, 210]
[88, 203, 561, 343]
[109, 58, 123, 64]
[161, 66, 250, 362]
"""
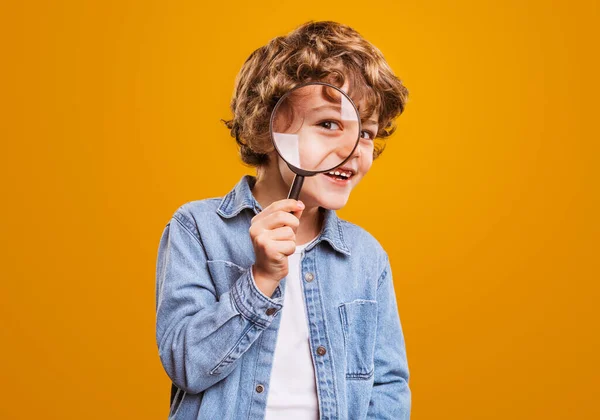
[287, 173, 305, 201]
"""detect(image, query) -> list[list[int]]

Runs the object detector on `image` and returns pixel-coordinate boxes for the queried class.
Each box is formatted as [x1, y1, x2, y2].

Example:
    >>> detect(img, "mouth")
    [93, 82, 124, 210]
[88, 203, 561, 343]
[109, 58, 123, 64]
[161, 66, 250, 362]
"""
[322, 166, 356, 185]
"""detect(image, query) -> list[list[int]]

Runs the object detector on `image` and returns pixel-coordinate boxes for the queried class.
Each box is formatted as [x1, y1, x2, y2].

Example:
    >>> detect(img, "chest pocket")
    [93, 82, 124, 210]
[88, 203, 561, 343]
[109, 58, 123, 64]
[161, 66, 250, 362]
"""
[339, 299, 378, 380]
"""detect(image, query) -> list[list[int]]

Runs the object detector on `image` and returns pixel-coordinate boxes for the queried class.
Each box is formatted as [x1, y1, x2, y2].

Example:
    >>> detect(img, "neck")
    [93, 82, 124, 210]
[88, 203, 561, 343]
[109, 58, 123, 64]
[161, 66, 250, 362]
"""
[251, 163, 323, 247]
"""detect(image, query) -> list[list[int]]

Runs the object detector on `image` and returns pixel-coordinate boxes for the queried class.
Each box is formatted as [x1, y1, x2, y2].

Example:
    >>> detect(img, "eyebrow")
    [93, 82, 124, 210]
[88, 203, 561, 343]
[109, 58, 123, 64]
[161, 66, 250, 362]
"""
[362, 119, 379, 126]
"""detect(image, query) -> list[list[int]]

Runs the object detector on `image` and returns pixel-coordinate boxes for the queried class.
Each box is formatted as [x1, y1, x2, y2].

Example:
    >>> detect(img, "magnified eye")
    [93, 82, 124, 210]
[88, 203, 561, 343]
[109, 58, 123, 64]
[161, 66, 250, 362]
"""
[318, 120, 341, 131]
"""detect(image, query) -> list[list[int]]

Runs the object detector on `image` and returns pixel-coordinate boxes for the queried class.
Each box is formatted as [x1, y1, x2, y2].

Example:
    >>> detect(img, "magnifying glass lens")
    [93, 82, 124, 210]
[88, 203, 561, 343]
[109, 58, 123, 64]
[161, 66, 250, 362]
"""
[271, 83, 360, 173]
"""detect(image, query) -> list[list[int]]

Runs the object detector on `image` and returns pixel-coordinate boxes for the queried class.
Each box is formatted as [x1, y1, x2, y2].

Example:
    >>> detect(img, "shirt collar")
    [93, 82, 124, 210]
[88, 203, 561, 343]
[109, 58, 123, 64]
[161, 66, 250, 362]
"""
[217, 174, 351, 256]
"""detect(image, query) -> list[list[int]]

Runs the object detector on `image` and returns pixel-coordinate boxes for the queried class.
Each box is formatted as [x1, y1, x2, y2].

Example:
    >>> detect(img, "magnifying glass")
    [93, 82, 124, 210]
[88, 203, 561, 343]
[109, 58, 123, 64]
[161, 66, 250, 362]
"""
[269, 82, 362, 201]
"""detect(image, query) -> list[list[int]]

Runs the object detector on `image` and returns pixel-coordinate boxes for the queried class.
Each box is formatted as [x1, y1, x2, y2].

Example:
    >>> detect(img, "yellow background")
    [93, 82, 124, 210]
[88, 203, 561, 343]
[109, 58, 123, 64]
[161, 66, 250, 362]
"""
[1, 0, 598, 419]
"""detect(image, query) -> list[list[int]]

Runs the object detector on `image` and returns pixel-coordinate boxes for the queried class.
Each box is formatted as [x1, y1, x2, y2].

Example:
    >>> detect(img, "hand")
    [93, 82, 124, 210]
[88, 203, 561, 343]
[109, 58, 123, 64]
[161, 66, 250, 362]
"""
[249, 199, 305, 297]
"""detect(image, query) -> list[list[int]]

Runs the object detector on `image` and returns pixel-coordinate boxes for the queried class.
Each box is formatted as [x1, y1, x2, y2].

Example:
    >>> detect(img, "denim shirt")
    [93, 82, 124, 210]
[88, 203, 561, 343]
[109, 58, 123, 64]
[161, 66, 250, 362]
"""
[155, 175, 411, 419]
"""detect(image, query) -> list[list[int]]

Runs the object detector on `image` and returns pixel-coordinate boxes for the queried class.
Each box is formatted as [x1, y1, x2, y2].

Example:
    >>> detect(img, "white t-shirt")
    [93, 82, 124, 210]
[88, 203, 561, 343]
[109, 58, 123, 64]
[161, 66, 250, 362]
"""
[265, 240, 319, 420]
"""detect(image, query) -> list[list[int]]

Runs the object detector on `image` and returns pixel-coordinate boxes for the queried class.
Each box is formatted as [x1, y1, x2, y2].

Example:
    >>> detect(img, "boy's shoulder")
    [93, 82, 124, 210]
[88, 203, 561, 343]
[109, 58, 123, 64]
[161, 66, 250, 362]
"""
[337, 217, 391, 284]
[177, 197, 224, 214]
[337, 217, 388, 260]
[167, 197, 225, 230]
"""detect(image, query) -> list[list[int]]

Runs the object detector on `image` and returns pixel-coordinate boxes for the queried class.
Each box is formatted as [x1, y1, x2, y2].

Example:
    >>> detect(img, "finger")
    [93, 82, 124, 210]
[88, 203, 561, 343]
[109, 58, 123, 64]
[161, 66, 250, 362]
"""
[262, 199, 305, 218]
[251, 200, 304, 232]
[290, 207, 304, 220]
[272, 240, 296, 257]
[270, 226, 296, 241]
[261, 210, 301, 232]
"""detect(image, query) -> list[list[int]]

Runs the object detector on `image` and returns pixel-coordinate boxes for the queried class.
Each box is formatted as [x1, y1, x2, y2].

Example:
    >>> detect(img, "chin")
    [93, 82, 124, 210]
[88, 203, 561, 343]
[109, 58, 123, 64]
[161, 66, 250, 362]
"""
[315, 194, 349, 211]
[299, 178, 352, 210]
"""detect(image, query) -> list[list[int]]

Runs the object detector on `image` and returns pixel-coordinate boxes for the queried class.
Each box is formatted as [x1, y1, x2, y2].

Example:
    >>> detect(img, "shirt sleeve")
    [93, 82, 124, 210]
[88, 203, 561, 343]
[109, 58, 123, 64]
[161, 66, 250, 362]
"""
[366, 254, 411, 419]
[155, 211, 282, 394]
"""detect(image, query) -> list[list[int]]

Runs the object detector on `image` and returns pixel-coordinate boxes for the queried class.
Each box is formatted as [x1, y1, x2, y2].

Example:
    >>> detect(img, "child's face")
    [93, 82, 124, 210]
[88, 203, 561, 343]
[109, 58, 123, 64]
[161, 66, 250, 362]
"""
[275, 79, 379, 210]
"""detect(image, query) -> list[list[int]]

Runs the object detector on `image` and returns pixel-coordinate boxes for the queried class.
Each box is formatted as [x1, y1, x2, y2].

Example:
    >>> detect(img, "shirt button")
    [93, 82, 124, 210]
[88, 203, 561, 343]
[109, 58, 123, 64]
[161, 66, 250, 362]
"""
[304, 272, 314, 282]
[265, 307, 276, 316]
[316, 346, 327, 356]
[255, 384, 264, 393]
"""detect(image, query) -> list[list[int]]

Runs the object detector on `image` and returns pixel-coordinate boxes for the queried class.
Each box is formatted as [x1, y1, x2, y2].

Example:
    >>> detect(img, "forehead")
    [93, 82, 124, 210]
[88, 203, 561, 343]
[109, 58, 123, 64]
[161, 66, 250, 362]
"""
[287, 84, 349, 111]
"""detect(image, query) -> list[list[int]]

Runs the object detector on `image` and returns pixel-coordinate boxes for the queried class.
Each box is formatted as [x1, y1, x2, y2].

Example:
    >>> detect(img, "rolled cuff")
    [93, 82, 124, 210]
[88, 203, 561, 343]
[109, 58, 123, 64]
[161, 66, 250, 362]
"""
[230, 267, 283, 329]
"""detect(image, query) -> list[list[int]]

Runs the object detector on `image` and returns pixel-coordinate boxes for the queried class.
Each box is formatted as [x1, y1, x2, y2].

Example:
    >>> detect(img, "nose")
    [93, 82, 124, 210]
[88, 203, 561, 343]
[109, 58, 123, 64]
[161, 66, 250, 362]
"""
[336, 140, 359, 164]
[338, 141, 351, 158]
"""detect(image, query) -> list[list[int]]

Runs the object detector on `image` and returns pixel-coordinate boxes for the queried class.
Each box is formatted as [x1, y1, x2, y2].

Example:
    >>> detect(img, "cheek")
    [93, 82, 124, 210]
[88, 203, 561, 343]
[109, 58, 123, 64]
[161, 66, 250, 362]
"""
[360, 145, 374, 171]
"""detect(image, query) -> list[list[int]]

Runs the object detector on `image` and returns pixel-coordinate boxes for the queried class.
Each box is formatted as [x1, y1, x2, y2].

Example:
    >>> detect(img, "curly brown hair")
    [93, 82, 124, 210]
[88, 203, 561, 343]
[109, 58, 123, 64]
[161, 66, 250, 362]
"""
[222, 21, 409, 167]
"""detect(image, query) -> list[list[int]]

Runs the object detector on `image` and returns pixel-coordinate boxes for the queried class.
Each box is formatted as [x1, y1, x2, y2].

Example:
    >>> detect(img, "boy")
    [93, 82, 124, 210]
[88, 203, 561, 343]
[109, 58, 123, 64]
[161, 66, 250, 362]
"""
[156, 21, 410, 419]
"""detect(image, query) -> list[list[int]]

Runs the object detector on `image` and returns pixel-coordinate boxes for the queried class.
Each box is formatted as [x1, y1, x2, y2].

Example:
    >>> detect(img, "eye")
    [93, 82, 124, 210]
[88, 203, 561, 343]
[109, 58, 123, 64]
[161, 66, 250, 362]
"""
[318, 120, 341, 131]
[360, 130, 375, 140]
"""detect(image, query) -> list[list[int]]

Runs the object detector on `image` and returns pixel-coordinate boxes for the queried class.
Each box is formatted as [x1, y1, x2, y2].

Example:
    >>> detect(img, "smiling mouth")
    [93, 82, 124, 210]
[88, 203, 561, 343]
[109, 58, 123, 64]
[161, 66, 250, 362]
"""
[323, 168, 355, 183]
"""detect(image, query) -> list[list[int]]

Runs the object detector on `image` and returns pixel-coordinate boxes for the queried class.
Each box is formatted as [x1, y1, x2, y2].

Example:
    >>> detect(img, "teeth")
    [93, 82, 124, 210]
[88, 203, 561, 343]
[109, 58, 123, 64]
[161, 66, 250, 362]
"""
[327, 170, 352, 179]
